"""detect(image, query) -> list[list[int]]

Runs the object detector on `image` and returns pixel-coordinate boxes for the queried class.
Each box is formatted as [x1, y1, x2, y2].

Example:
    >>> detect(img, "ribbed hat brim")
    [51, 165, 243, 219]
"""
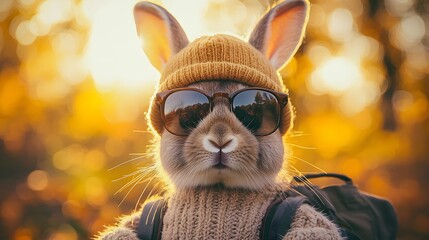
[159, 62, 284, 92]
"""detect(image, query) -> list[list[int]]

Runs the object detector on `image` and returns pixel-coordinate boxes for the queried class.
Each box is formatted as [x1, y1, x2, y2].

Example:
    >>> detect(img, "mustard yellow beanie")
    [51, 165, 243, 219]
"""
[149, 34, 293, 135]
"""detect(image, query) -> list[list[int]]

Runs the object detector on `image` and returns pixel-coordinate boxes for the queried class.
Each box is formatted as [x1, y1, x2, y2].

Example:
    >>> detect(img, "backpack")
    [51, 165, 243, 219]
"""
[136, 173, 398, 240]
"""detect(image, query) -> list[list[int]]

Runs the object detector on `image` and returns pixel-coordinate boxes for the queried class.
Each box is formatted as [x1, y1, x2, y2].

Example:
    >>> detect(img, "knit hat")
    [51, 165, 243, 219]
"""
[149, 34, 293, 135]
[158, 34, 285, 92]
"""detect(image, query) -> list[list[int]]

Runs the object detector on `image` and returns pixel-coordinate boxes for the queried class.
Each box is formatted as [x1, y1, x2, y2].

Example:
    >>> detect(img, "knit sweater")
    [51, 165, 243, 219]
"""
[97, 187, 342, 240]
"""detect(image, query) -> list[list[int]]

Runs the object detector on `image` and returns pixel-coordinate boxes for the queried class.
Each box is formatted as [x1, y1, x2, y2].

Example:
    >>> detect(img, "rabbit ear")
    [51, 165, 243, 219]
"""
[249, 0, 309, 70]
[134, 2, 189, 71]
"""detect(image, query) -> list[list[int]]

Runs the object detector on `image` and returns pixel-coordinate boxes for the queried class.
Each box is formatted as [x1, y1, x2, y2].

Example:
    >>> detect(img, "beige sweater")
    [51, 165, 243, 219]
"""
[97, 187, 342, 240]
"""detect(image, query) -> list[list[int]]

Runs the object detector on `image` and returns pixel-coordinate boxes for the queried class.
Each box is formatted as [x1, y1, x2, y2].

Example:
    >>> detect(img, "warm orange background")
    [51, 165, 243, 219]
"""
[0, 0, 428, 239]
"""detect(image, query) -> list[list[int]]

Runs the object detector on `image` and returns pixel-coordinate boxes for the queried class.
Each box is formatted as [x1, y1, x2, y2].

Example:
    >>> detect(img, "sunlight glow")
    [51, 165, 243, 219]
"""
[163, 0, 211, 40]
[84, 0, 262, 94]
[37, 0, 73, 27]
[85, 0, 159, 93]
[392, 13, 425, 50]
[328, 8, 355, 42]
[309, 57, 362, 95]
[307, 56, 381, 115]
[15, 20, 36, 45]
[385, 0, 416, 15]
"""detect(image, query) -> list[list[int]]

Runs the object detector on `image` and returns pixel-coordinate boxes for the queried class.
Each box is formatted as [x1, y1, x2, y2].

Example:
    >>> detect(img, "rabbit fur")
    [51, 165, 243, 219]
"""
[97, 0, 342, 239]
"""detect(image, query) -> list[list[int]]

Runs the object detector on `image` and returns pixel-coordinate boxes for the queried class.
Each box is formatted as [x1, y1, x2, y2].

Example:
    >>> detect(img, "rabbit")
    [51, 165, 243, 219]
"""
[97, 0, 342, 239]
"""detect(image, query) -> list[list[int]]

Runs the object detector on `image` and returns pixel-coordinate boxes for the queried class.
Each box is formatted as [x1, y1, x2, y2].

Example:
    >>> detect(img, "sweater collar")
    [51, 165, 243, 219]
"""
[161, 186, 277, 239]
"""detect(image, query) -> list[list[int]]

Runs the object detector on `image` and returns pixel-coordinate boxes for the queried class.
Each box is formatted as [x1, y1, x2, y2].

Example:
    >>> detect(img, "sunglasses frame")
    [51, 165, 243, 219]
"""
[155, 87, 289, 136]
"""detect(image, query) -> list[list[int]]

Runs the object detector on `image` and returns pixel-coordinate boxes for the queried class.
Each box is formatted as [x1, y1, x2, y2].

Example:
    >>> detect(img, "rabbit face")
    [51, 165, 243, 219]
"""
[134, 0, 309, 190]
[159, 81, 284, 190]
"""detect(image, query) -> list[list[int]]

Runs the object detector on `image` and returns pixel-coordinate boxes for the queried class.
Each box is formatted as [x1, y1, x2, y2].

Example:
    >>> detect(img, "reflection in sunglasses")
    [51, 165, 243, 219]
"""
[165, 102, 210, 134]
[160, 88, 286, 136]
[233, 91, 279, 134]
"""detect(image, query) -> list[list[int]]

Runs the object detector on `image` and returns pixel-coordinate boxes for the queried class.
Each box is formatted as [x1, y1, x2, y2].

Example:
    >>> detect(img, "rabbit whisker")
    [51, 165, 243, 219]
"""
[289, 155, 327, 173]
[286, 143, 317, 150]
[108, 155, 148, 171]
[117, 175, 148, 206]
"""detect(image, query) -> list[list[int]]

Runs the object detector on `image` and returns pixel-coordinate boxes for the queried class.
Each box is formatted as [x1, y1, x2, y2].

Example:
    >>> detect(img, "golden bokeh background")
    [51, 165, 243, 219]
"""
[0, 0, 428, 239]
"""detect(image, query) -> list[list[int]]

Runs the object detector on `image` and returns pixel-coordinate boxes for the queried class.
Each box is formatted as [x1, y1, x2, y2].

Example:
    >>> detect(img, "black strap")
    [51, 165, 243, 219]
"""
[261, 195, 308, 240]
[137, 199, 166, 240]
[293, 173, 353, 185]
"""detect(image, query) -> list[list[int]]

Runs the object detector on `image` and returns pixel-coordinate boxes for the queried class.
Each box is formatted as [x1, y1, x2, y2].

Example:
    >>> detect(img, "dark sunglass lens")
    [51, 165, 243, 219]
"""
[163, 90, 210, 135]
[232, 90, 280, 135]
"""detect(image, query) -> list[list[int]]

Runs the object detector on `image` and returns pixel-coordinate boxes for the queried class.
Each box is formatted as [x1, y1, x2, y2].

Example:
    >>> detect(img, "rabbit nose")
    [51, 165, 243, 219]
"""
[203, 136, 238, 153]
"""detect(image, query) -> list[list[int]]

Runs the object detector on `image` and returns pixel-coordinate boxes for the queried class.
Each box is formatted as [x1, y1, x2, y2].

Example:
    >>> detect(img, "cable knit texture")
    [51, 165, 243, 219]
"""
[161, 187, 276, 239]
[96, 187, 342, 240]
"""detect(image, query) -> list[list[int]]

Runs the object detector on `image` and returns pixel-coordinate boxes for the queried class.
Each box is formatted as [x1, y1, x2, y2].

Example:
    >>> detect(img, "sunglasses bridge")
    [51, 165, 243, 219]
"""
[209, 92, 234, 110]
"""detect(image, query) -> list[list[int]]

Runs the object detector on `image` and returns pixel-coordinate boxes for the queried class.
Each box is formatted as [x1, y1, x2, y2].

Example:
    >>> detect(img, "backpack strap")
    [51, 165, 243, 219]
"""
[137, 199, 167, 240]
[260, 194, 308, 240]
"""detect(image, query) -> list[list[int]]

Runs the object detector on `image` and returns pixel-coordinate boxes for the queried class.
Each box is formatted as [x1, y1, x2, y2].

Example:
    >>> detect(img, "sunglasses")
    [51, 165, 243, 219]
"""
[155, 87, 289, 136]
